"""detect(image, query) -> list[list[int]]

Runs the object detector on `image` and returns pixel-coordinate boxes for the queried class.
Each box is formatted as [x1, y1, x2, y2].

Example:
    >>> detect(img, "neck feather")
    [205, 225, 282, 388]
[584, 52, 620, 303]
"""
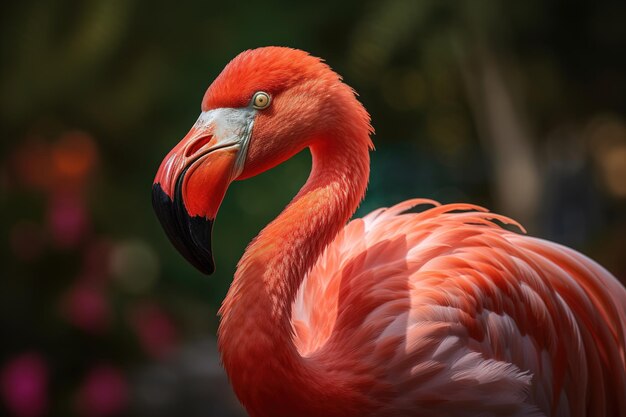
[218, 119, 372, 416]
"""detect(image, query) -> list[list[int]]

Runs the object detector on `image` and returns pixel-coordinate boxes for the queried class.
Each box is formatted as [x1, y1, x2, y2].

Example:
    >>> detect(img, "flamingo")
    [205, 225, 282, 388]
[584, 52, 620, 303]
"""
[152, 47, 626, 417]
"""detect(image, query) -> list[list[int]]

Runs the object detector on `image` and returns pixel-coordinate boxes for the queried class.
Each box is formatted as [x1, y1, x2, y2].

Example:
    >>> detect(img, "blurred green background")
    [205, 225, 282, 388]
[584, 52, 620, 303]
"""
[1, 1, 625, 416]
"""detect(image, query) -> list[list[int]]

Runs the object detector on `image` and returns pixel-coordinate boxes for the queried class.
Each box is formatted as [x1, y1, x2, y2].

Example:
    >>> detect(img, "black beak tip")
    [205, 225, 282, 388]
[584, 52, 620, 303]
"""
[152, 183, 216, 276]
[190, 257, 215, 275]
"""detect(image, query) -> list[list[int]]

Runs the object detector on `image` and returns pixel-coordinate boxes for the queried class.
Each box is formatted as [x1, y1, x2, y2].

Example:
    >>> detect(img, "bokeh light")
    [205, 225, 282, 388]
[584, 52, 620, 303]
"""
[1, 353, 48, 417]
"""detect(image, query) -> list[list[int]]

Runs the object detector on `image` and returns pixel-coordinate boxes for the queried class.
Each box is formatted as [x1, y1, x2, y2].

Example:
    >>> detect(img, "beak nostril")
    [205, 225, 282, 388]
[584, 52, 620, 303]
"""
[186, 135, 213, 157]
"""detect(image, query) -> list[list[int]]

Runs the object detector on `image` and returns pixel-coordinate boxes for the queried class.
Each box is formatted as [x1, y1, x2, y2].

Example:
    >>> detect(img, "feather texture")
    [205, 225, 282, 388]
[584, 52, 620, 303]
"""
[293, 200, 626, 416]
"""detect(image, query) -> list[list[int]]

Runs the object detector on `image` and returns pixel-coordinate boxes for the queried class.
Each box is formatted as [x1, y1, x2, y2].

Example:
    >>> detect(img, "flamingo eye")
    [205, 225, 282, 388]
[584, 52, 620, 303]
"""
[252, 91, 271, 110]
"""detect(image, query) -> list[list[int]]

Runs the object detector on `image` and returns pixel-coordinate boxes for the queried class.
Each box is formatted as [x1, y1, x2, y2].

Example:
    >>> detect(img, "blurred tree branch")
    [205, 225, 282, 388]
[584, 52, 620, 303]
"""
[346, 0, 541, 229]
[457, 44, 540, 231]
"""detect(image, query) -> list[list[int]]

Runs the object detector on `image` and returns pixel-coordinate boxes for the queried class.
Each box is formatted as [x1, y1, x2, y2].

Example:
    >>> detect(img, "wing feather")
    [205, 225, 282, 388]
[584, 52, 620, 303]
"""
[292, 201, 626, 416]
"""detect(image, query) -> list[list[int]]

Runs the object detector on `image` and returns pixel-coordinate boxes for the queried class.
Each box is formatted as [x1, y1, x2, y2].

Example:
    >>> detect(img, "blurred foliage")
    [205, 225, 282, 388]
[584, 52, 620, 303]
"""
[1, 0, 625, 416]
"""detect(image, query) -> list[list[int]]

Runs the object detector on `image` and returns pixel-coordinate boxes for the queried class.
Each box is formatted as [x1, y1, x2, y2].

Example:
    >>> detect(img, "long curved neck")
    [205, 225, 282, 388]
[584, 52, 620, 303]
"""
[218, 124, 372, 416]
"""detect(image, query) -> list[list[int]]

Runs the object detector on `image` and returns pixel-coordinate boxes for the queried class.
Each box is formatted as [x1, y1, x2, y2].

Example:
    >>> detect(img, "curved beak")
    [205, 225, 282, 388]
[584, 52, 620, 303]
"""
[152, 108, 255, 274]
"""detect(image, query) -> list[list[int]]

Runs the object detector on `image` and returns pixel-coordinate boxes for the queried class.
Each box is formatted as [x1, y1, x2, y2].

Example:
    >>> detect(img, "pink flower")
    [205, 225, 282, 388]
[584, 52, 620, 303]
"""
[129, 302, 178, 359]
[60, 284, 109, 334]
[47, 192, 89, 249]
[1, 353, 48, 417]
[75, 365, 128, 417]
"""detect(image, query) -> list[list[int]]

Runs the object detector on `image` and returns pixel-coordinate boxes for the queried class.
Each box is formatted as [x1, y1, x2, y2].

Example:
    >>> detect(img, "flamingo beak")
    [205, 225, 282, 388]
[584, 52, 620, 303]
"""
[152, 108, 255, 274]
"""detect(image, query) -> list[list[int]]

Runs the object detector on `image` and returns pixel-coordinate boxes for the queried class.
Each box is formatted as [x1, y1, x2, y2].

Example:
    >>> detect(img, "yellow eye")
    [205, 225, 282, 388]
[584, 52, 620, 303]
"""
[252, 91, 271, 109]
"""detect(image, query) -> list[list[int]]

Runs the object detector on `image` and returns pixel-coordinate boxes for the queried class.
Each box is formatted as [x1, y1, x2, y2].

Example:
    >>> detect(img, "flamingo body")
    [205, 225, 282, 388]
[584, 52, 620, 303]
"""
[152, 47, 626, 416]
[294, 199, 626, 416]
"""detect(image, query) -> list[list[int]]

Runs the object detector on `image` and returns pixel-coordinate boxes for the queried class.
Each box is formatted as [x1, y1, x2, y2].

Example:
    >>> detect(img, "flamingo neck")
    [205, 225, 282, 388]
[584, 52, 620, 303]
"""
[218, 128, 371, 416]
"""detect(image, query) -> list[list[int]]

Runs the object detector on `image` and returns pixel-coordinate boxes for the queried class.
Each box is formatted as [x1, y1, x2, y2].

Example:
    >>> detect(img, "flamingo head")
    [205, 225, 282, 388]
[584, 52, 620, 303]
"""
[152, 47, 368, 274]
